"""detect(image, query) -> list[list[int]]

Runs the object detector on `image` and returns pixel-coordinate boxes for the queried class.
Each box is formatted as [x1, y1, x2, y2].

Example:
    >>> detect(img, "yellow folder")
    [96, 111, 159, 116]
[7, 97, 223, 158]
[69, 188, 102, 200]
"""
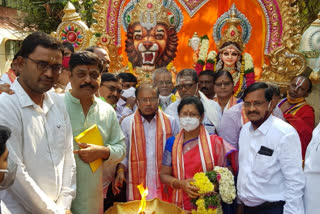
[74, 124, 104, 173]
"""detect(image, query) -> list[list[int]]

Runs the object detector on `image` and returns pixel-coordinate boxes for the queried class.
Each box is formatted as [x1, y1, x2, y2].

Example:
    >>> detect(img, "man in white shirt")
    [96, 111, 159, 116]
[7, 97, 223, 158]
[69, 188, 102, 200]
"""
[237, 82, 305, 214]
[304, 122, 320, 214]
[165, 68, 221, 134]
[152, 67, 176, 111]
[113, 84, 179, 201]
[0, 32, 76, 214]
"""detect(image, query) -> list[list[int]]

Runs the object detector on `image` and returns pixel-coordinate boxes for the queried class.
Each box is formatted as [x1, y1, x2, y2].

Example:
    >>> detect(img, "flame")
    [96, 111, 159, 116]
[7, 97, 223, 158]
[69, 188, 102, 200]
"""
[137, 183, 148, 214]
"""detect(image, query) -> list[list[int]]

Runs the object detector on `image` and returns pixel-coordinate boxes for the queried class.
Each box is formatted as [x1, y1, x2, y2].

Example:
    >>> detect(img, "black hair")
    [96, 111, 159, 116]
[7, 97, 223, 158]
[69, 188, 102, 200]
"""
[0, 125, 11, 156]
[101, 73, 119, 85]
[267, 83, 280, 97]
[63, 42, 75, 53]
[135, 84, 159, 98]
[19, 32, 64, 58]
[176, 68, 198, 83]
[13, 51, 20, 60]
[242, 82, 273, 102]
[291, 75, 313, 93]
[118, 72, 137, 83]
[69, 51, 103, 73]
[178, 96, 204, 116]
[216, 41, 242, 71]
[199, 70, 215, 80]
[214, 70, 234, 84]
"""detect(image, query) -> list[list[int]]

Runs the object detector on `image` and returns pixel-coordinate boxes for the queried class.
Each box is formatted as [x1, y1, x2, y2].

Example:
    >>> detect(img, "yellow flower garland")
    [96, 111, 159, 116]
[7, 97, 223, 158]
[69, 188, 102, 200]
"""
[233, 57, 245, 97]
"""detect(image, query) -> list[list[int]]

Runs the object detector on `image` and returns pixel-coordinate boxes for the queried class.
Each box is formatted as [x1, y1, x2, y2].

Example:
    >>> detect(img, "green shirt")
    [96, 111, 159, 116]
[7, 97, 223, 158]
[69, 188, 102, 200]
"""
[64, 91, 125, 214]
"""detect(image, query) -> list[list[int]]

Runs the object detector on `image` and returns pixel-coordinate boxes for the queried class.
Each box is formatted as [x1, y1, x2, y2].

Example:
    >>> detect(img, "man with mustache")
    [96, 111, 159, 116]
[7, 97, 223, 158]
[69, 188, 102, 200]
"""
[237, 82, 305, 214]
[0, 32, 76, 214]
[278, 75, 315, 160]
[198, 70, 215, 99]
[65, 51, 125, 214]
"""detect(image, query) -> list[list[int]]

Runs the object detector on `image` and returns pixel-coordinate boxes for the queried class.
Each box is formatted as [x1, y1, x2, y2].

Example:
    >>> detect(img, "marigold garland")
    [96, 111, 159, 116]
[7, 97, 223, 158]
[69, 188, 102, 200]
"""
[233, 57, 245, 97]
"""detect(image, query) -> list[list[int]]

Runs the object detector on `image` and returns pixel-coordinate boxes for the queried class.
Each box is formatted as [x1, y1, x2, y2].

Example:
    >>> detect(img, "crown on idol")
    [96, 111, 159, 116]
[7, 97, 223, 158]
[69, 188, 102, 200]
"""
[213, 4, 252, 52]
[122, 0, 183, 32]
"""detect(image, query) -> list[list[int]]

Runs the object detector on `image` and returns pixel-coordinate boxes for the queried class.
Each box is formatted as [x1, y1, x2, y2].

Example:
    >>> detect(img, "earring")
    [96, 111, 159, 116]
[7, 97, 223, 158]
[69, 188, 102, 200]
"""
[216, 60, 223, 71]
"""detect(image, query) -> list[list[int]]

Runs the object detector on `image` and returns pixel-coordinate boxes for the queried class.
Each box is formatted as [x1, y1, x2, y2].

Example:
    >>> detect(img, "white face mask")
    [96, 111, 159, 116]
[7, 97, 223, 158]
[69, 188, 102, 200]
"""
[179, 117, 200, 132]
[122, 87, 136, 98]
[0, 158, 17, 190]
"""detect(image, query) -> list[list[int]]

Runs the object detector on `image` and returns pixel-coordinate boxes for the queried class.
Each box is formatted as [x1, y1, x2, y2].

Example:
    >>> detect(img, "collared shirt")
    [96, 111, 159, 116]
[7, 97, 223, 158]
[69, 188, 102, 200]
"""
[116, 102, 134, 120]
[64, 91, 125, 214]
[0, 81, 76, 214]
[121, 112, 179, 200]
[218, 102, 286, 149]
[165, 98, 222, 134]
[304, 122, 320, 214]
[237, 115, 305, 214]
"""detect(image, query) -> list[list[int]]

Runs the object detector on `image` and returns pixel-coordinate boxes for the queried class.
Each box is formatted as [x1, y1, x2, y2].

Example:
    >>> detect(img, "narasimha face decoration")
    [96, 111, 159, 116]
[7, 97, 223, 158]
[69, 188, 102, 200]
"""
[125, 23, 178, 71]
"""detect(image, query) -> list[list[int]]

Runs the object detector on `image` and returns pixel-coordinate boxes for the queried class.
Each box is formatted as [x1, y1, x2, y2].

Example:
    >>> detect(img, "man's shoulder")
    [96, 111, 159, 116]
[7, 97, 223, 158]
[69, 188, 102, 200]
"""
[120, 113, 134, 128]
[165, 100, 180, 113]
[0, 92, 20, 110]
[95, 96, 114, 111]
[270, 116, 297, 135]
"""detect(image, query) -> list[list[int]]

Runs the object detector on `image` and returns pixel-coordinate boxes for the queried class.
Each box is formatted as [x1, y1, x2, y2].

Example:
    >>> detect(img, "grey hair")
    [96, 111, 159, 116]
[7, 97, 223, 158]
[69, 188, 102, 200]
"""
[176, 68, 198, 84]
[152, 67, 172, 82]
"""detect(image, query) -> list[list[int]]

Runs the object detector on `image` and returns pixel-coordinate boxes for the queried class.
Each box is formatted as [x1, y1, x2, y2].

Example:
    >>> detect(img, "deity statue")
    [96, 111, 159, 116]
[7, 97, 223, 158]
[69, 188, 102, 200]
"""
[212, 4, 255, 98]
[122, 0, 183, 83]
[300, 10, 320, 83]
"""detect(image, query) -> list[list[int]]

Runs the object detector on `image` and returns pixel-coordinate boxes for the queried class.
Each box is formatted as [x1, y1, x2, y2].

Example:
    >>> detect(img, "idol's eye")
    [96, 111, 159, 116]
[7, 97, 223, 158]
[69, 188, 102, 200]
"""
[155, 34, 164, 40]
[135, 35, 142, 40]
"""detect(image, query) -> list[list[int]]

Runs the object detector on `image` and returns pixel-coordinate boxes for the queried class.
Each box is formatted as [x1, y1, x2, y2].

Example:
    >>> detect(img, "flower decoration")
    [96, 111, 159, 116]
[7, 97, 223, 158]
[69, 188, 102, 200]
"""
[191, 168, 236, 214]
[61, 25, 83, 48]
[205, 51, 217, 71]
[195, 35, 209, 74]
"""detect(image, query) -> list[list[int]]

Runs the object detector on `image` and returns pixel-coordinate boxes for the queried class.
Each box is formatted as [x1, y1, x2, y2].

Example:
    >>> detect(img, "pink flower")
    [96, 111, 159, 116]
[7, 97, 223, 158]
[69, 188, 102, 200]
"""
[206, 63, 214, 71]
[195, 63, 204, 75]
[217, 173, 221, 182]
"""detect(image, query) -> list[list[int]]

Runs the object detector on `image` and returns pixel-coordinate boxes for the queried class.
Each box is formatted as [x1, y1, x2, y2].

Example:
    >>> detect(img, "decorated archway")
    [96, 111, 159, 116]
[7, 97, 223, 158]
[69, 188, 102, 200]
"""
[52, 0, 305, 89]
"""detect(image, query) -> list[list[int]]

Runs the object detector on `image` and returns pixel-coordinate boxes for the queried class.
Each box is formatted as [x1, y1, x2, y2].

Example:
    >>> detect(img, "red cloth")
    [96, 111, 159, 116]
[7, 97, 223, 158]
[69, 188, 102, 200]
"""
[171, 131, 237, 210]
[283, 104, 315, 160]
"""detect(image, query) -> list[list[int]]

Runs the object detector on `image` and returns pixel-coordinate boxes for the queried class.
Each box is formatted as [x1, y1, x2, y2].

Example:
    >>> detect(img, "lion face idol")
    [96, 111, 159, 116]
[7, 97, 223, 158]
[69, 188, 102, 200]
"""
[133, 24, 167, 71]
[125, 23, 178, 72]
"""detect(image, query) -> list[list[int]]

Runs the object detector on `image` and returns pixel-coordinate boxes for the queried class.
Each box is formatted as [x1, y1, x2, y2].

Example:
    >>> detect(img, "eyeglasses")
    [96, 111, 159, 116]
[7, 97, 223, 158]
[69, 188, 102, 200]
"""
[215, 81, 233, 88]
[138, 97, 158, 103]
[26, 57, 63, 75]
[101, 84, 123, 94]
[179, 112, 200, 117]
[222, 52, 238, 57]
[243, 100, 267, 108]
[176, 83, 196, 90]
[157, 81, 172, 86]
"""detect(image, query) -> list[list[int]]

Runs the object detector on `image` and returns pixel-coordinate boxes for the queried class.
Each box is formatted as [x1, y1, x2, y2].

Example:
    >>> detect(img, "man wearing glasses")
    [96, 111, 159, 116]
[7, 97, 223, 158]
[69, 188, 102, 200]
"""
[112, 84, 179, 201]
[65, 51, 125, 214]
[0, 32, 76, 213]
[165, 69, 221, 134]
[98, 73, 124, 118]
[152, 67, 176, 111]
[237, 82, 305, 214]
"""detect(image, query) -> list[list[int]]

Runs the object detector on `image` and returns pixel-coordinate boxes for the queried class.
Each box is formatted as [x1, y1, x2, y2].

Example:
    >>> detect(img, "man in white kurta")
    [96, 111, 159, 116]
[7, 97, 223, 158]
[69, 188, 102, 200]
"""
[304, 122, 320, 214]
[113, 84, 179, 201]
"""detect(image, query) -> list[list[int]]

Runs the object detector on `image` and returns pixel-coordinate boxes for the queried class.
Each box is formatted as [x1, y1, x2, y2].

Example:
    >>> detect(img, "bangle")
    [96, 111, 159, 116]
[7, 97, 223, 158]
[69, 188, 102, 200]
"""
[117, 168, 124, 174]
[170, 178, 178, 189]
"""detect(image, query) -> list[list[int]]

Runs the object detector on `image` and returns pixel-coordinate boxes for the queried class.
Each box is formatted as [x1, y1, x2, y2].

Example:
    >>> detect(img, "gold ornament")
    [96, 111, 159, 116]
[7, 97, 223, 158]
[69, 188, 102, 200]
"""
[128, 0, 174, 30]
[217, 9, 244, 51]
[260, 0, 307, 93]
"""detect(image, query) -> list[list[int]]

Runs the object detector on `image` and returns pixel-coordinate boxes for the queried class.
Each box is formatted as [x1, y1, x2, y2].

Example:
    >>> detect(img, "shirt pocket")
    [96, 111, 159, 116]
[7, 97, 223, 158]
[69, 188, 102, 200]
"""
[252, 153, 276, 181]
[54, 123, 67, 151]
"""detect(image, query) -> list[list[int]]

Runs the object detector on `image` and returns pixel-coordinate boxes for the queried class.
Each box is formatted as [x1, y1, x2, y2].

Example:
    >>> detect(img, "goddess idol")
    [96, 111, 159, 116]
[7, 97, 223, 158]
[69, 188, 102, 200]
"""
[211, 4, 255, 98]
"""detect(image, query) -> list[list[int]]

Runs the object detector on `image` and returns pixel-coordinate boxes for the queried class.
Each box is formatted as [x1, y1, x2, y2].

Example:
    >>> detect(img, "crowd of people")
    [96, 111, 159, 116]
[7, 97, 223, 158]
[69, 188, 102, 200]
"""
[0, 31, 318, 214]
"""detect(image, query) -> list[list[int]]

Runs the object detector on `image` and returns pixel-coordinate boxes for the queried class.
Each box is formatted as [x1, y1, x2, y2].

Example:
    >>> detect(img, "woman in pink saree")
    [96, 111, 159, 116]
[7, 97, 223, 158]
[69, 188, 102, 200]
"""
[160, 96, 237, 211]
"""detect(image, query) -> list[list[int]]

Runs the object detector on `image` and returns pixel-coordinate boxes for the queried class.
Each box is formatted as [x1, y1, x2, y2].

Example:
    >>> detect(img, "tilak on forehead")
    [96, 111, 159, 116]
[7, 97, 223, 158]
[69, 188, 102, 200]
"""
[295, 77, 305, 90]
